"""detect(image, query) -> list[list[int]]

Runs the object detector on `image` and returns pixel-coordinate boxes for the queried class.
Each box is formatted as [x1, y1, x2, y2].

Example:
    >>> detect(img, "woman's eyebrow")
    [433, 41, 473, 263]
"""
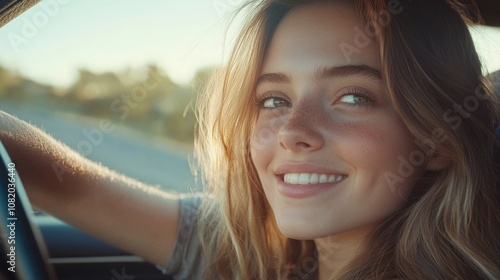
[314, 64, 381, 81]
[256, 72, 291, 87]
[256, 64, 381, 88]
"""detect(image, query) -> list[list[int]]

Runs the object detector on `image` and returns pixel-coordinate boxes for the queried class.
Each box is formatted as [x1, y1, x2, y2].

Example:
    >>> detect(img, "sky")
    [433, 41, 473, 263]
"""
[0, 0, 499, 87]
[0, 0, 245, 86]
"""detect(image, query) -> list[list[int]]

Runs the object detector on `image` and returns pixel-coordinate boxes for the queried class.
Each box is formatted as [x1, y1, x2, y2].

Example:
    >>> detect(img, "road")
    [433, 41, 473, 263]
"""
[0, 101, 199, 194]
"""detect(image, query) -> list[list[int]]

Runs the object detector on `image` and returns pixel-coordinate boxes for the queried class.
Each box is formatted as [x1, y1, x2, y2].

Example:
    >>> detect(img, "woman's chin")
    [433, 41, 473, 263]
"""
[275, 216, 334, 240]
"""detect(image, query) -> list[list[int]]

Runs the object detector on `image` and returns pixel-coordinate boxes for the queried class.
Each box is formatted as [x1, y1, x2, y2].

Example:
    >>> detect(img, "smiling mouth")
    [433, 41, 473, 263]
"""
[282, 173, 347, 185]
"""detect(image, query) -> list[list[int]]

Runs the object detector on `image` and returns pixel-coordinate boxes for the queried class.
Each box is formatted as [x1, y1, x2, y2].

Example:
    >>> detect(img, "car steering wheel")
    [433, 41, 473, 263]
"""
[0, 140, 56, 280]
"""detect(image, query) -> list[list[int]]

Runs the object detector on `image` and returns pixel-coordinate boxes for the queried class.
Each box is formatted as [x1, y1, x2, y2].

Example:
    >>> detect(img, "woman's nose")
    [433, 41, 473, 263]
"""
[278, 101, 325, 153]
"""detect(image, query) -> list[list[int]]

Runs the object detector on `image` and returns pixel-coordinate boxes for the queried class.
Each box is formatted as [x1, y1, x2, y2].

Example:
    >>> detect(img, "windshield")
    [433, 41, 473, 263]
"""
[0, 0, 498, 192]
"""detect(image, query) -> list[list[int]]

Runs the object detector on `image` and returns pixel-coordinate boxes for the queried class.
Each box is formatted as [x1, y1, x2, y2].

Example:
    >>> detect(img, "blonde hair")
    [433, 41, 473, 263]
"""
[194, 0, 500, 279]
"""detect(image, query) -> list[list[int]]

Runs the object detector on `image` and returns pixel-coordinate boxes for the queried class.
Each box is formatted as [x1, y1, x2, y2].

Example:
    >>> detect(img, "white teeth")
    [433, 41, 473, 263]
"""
[283, 173, 345, 185]
[319, 174, 328, 183]
[298, 174, 309, 184]
[310, 174, 319, 184]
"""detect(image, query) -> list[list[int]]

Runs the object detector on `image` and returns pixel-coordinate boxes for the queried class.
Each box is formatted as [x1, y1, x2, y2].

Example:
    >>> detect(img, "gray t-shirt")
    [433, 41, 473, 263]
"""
[161, 195, 206, 280]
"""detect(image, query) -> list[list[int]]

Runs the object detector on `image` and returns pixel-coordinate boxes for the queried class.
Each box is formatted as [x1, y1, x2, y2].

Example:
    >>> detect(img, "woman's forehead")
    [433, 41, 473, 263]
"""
[261, 2, 381, 75]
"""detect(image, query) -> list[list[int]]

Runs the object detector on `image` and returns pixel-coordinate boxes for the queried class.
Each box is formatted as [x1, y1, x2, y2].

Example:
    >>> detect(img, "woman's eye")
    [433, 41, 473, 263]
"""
[257, 96, 290, 109]
[337, 94, 371, 105]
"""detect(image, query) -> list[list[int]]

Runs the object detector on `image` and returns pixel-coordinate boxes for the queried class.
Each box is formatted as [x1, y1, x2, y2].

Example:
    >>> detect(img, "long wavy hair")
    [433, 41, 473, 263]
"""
[194, 0, 500, 279]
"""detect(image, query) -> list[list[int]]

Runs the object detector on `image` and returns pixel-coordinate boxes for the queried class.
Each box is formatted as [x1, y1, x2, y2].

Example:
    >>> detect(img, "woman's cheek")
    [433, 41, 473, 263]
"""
[250, 114, 286, 154]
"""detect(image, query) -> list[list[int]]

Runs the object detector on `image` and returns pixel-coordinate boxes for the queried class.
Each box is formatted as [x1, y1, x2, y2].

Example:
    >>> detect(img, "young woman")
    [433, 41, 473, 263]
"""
[1, 0, 499, 279]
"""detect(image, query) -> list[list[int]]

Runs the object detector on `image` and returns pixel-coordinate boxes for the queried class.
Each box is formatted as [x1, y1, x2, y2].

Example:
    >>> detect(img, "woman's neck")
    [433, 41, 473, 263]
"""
[314, 227, 370, 280]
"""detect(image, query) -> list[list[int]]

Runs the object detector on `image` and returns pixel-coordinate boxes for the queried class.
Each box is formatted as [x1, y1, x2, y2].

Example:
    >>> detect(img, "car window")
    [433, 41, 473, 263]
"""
[470, 25, 500, 76]
[0, 0, 498, 194]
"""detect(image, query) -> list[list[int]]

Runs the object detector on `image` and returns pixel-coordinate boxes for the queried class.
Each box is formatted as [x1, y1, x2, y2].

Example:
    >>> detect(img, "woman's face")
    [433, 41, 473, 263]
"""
[250, 2, 431, 240]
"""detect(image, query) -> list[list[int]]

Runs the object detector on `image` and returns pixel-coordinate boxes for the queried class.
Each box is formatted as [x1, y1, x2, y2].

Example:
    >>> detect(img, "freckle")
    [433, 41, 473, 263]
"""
[297, 103, 329, 127]
[339, 122, 376, 140]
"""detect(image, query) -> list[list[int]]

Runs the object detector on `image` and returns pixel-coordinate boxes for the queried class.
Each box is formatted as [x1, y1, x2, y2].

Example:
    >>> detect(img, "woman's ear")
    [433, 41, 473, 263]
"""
[425, 155, 450, 171]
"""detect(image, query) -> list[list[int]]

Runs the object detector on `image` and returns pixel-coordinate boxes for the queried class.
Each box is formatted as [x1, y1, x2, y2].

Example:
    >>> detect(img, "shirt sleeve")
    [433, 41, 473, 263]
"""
[160, 194, 205, 280]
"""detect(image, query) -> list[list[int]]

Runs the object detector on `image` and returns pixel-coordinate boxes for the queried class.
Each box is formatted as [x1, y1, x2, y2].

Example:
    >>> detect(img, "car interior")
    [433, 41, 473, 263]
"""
[0, 0, 499, 279]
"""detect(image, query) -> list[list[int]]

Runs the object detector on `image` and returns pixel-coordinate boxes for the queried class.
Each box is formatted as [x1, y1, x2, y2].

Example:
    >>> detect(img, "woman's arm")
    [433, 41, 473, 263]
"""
[0, 110, 180, 267]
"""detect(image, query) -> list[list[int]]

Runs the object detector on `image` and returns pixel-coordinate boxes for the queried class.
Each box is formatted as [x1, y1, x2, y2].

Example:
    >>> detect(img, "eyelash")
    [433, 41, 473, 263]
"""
[336, 88, 375, 108]
[254, 93, 289, 110]
[255, 88, 375, 110]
